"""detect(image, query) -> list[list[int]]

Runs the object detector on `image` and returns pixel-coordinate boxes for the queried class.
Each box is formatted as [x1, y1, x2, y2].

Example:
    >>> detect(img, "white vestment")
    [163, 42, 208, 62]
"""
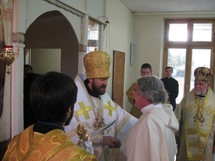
[65, 75, 137, 161]
[122, 103, 179, 161]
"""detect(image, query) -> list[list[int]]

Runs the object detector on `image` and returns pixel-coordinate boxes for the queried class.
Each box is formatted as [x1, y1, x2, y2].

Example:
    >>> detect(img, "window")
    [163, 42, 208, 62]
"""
[163, 19, 215, 104]
[169, 23, 187, 41]
[192, 23, 212, 42]
[87, 18, 101, 53]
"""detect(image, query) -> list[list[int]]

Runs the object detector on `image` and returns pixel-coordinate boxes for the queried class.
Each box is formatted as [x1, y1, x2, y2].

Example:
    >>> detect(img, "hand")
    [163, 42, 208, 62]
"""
[102, 136, 121, 149]
[111, 137, 121, 148]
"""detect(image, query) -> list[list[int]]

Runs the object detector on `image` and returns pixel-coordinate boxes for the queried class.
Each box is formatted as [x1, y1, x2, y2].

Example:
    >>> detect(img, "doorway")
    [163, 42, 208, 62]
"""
[112, 50, 125, 107]
[25, 10, 79, 78]
[24, 10, 79, 128]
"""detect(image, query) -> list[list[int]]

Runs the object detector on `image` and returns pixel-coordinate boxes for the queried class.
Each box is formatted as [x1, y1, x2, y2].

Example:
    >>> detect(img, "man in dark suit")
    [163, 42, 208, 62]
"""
[161, 66, 179, 111]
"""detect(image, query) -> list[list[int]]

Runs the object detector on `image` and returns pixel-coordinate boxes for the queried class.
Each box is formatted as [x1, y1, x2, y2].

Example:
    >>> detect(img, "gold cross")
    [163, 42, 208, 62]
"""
[76, 101, 92, 119]
[104, 100, 116, 116]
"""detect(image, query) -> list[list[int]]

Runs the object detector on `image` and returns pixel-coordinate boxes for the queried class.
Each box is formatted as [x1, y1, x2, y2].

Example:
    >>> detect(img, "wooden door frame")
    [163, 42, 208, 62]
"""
[112, 50, 125, 107]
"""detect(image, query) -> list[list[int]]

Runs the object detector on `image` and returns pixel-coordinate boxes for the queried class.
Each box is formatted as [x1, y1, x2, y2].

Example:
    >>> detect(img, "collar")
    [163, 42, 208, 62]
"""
[33, 121, 64, 134]
[141, 103, 162, 112]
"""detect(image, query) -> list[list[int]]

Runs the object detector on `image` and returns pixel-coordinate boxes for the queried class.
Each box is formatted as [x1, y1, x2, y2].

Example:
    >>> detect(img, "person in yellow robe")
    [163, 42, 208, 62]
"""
[3, 72, 97, 161]
[175, 67, 215, 161]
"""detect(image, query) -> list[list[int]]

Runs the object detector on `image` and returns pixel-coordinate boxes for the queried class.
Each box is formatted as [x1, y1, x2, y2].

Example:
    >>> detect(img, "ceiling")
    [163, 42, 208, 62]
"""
[120, 0, 215, 14]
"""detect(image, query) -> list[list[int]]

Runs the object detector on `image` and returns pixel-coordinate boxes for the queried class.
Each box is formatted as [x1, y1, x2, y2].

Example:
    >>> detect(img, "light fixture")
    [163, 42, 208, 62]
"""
[105, 19, 110, 24]
[98, 16, 110, 24]
[0, 45, 17, 74]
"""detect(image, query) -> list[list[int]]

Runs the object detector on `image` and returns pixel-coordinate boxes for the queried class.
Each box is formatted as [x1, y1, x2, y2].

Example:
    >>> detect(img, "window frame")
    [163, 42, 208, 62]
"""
[163, 18, 215, 101]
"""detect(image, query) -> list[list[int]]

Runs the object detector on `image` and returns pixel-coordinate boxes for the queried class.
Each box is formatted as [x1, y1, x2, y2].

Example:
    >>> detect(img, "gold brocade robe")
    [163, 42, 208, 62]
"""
[2, 125, 97, 161]
[175, 88, 215, 161]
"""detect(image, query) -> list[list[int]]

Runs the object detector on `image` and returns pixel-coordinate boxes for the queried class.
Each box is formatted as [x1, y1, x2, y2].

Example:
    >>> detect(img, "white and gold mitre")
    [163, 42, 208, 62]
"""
[84, 48, 110, 78]
[194, 67, 213, 83]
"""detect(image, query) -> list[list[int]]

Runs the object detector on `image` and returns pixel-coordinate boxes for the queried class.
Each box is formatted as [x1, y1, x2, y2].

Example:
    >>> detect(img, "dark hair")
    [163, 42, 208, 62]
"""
[24, 64, 33, 70]
[141, 63, 152, 70]
[165, 66, 173, 71]
[30, 72, 77, 123]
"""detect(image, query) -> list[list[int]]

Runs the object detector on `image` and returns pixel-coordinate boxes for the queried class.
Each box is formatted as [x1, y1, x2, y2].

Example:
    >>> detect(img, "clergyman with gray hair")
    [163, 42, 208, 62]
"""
[122, 75, 179, 161]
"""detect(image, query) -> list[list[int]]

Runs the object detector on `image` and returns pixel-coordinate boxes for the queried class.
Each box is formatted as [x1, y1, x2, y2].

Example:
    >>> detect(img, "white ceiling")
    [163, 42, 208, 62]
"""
[120, 0, 215, 13]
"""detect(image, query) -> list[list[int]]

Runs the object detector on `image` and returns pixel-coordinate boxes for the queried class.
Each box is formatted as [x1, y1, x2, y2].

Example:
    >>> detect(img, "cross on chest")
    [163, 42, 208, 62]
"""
[76, 101, 92, 119]
[104, 100, 116, 116]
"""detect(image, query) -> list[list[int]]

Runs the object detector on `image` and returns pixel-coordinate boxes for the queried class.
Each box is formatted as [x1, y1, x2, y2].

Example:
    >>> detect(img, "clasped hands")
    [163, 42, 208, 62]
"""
[102, 136, 121, 149]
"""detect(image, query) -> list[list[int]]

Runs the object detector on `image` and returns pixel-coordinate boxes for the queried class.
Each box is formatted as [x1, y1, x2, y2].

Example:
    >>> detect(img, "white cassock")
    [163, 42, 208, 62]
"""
[65, 75, 137, 161]
[121, 103, 179, 161]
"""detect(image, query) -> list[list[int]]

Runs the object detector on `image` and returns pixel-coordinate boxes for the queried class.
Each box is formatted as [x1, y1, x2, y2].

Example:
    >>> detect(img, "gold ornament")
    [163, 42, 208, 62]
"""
[193, 112, 205, 124]
[90, 98, 105, 130]
[193, 97, 207, 125]
[0, 46, 15, 66]
[93, 115, 104, 130]
[77, 124, 89, 145]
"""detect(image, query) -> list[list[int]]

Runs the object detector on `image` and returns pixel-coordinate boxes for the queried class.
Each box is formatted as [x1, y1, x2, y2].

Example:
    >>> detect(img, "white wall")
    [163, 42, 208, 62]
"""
[133, 15, 164, 78]
[104, 0, 134, 111]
